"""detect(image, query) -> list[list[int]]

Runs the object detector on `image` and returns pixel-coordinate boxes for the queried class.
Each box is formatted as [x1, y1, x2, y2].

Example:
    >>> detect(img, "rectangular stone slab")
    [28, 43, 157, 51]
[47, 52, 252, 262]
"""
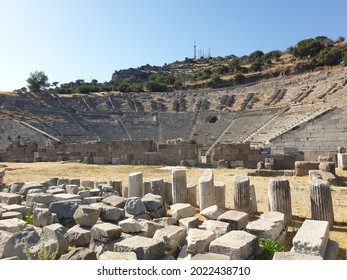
[209, 230, 258, 260]
[113, 236, 165, 260]
[292, 220, 329, 257]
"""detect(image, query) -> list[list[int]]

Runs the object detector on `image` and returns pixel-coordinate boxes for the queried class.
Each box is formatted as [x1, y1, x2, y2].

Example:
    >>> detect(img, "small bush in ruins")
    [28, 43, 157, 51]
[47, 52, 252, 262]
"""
[255, 239, 284, 260]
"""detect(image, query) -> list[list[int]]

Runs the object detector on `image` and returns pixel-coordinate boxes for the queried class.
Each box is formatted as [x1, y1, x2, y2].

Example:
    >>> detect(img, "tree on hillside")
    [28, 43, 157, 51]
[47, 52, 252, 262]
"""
[292, 38, 324, 58]
[26, 71, 49, 93]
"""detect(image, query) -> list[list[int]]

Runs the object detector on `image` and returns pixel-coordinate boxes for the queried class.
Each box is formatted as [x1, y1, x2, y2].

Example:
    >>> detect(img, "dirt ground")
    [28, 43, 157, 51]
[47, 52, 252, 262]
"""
[1, 162, 346, 259]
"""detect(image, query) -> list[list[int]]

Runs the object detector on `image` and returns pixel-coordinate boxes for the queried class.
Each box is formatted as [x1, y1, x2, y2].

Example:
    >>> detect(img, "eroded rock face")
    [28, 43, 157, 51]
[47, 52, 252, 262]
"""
[124, 197, 146, 216]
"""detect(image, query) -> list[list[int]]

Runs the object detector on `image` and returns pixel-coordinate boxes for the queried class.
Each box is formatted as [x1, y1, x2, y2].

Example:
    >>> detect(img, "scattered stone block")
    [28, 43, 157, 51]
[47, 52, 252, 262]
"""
[49, 199, 84, 221]
[67, 225, 91, 247]
[139, 219, 165, 238]
[91, 203, 125, 222]
[41, 223, 69, 258]
[152, 217, 178, 226]
[91, 222, 122, 243]
[191, 252, 230, 260]
[124, 197, 146, 216]
[46, 188, 66, 195]
[233, 174, 251, 214]
[153, 225, 186, 250]
[0, 193, 22, 205]
[84, 196, 103, 204]
[98, 251, 137, 260]
[2, 204, 28, 217]
[141, 193, 163, 212]
[9, 182, 24, 193]
[169, 203, 196, 220]
[0, 218, 27, 233]
[217, 210, 249, 230]
[151, 178, 164, 196]
[19, 182, 45, 198]
[295, 161, 320, 176]
[246, 211, 285, 240]
[53, 193, 81, 201]
[69, 178, 80, 186]
[114, 236, 165, 260]
[65, 184, 79, 194]
[179, 216, 200, 230]
[60, 247, 96, 260]
[102, 195, 126, 208]
[187, 228, 216, 255]
[33, 207, 58, 227]
[292, 220, 329, 257]
[337, 153, 347, 170]
[214, 181, 226, 209]
[1, 211, 23, 219]
[199, 220, 230, 237]
[119, 217, 144, 233]
[209, 230, 259, 260]
[273, 252, 323, 260]
[200, 205, 224, 220]
[73, 205, 100, 227]
[26, 193, 54, 207]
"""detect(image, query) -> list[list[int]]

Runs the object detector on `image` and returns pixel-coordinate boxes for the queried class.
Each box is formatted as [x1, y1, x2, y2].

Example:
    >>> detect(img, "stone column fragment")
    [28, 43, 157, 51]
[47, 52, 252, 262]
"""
[128, 172, 143, 198]
[310, 179, 334, 229]
[234, 174, 251, 214]
[163, 181, 173, 205]
[172, 169, 188, 204]
[198, 169, 215, 211]
[268, 178, 292, 225]
[214, 181, 226, 209]
[187, 182, 197, 207]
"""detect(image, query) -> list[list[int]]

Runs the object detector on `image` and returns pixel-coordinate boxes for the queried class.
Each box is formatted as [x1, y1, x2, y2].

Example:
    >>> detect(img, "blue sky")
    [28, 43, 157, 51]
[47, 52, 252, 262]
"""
[1, 0, 346, 91]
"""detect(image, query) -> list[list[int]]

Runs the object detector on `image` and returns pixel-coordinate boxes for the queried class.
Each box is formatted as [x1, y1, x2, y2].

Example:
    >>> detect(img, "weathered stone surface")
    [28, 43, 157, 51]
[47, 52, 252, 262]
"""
[67, 225, 91, 247]
[9, 182, 24, 193]
[172, 169, 188, 203]
[99, 251, 137, 260]
[151, 178, 164, 196]
[250, 184, 257, 214]
[91, 203, 125, 222]
[191, 252, 230, 260]
[0, 227, 40, 259]
[273, 252, 323, 260]
[46, 188, 66, 195]
[217, 210, 249, 230]
[246, 211, 284, 240]
[198, 169, 215, 211]
[199, 220, 230, 237]
[153, 225, 186, 250]
[139, 219, 165, 238]
[19, 182, 45, 198]
[292, 220, 329, 257]
[114, 236, 165, 260]
[214, 181, 226, 209]
[84, 196, 103, 204]
[0, 218, 27, 233]
[337, 153, 347, 170]
[233, 174, 251, 214]
[2, 204, 28, 217]
[49, 199, 84, 221]
[53, 193, 82, 201]
[163, 181, 173, 205]
[169, 203, 196, 220]
[128, 172, 143, 198]
[69, 178, 81, 186]
[152, 217, 178, 227]
[141, 193, 163, 212]
[187, 182, 197, 207]
[73, 205, 100, 227]
[0, 193, 22, 205]
[91, 222, 122, 243]
[1, 211, 22, 219]
[26, 193, 54, 207]
[179, 216, 200, 230]
[60, 247, 97, 260]
[295, 161, 320, 176]
[41, 223, 69, 258]
[200, 205, 224, 220]
[101, 195, 127, 208]
[268, 178, 292, 225]
[33, 207, 58, 227]
[65, 184, 79, 194]
[119, 217, 144, 233]
[81, 180, 94, 189]
[310, 179, 334, 229]
[187, 228, 216, 255]
[124, 197, 146, 215]
[209, 230, 259, 260]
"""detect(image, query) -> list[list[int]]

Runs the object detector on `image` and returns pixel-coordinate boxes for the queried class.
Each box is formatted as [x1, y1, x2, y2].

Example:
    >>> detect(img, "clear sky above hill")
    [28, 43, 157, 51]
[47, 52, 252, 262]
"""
[1, 0, 346, 91]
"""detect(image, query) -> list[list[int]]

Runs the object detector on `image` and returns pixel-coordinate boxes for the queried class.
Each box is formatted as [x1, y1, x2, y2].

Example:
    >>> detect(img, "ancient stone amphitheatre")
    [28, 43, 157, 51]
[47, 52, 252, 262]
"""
[0, 58, 346, 260]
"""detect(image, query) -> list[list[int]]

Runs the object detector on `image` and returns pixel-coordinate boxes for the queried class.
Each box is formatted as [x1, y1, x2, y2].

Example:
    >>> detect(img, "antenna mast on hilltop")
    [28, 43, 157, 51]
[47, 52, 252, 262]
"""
[194, 41, 197, 60]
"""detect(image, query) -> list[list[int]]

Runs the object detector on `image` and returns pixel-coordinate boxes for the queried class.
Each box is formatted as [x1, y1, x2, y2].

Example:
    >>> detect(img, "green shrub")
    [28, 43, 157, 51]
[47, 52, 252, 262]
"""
[25, 213, 33, 225]
[255, 239, 284, 260]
